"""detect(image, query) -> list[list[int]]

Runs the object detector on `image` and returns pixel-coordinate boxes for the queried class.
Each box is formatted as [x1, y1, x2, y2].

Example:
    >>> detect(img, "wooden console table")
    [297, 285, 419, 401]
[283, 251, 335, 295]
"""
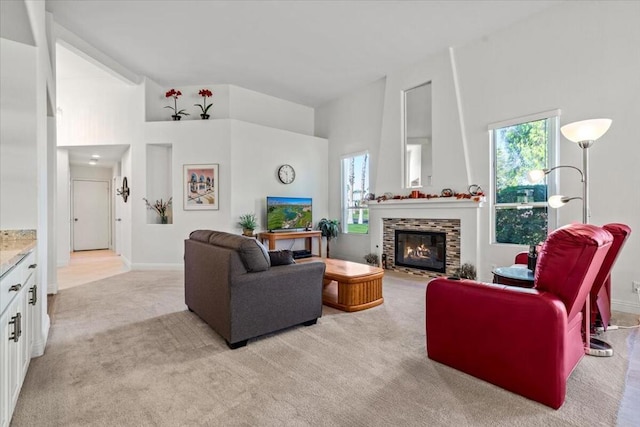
[257, 230, 322, 257]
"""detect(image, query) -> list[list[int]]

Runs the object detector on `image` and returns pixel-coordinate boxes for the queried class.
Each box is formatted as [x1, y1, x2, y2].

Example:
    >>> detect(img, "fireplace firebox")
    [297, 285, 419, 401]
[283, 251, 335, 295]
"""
[394, 230, 446, 273]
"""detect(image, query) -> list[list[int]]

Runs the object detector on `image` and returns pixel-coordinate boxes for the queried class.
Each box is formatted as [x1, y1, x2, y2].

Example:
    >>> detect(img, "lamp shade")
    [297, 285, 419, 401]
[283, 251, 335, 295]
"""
[561, 119, 612, 143]
[548, 195, 567, 208]
[527, 169, 546, 183]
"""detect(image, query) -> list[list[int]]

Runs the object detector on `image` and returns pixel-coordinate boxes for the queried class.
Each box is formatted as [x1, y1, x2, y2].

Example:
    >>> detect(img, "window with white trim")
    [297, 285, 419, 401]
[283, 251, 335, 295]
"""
[342, 152, 369, 234]
[491, 112, 558, 245]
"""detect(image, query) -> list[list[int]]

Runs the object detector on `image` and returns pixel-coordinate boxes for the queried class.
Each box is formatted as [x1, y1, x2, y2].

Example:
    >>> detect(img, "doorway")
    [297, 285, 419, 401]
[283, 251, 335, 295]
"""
[72, 179, 110, 251]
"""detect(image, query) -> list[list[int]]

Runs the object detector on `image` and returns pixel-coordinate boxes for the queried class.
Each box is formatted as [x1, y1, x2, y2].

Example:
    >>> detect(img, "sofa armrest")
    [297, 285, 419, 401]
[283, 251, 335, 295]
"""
[227, 261, 326, 342]
[426, 277, 569, 409]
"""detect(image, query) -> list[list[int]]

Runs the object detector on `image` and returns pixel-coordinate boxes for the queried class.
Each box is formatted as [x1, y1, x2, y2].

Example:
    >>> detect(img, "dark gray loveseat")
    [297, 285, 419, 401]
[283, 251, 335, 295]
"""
[185, 230, 326, 349]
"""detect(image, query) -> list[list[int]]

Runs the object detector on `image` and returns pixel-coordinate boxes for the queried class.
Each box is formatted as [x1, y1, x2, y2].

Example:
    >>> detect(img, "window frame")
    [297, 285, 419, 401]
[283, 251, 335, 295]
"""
[489, 110, 560, 246]
[341, 150, 370, 235]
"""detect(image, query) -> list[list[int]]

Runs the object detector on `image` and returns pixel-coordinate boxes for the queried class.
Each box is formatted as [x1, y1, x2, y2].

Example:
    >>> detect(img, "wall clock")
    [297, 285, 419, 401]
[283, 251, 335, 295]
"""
[277, 164, 296, 184]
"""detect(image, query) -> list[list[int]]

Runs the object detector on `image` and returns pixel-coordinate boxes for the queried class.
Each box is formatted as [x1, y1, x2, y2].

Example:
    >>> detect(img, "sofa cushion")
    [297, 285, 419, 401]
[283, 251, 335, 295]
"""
[269, 250, 296, 266]
[205, 231, 270, 272]
[189, 230, 215, 243]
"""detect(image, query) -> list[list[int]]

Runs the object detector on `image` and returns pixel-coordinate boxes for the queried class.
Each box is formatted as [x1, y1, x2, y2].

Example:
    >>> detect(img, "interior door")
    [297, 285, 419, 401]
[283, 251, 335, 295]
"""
[73, 180, 110, 251]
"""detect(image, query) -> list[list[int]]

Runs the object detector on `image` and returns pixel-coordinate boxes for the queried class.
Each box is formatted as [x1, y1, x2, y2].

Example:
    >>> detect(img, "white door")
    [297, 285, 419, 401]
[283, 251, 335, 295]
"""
[73, 180, 110, 251]
[113, 177, 123, 255]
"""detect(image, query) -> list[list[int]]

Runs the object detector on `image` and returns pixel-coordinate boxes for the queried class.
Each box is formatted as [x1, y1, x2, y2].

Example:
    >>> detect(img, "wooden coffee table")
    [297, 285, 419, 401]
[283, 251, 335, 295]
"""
[301, 258, 384, 312]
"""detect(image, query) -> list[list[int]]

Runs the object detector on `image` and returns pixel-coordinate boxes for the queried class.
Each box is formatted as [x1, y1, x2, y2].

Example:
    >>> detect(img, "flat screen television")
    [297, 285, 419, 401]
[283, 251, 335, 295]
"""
[266, 196, 312, 232]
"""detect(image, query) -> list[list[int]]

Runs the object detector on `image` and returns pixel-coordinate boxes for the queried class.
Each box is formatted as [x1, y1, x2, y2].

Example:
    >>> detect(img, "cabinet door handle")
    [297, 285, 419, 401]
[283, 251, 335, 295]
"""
[29, 263, 37, 269]
[9, 283, 22, 292]
[29, 284, 38, 305]
[8, 312, 21, 342]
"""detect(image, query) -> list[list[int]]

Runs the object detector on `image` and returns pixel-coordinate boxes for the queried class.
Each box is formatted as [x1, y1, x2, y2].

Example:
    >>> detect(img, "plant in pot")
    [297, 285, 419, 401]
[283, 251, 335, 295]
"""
[238, 213, 258, 237]
[194, 88, 213, 119]
[364, 253, 379, 266]
[455, 262, 477, 280]
[143, 197, 172, 224]
[316, 218, 340, 258]
[164, 89, 189, 120]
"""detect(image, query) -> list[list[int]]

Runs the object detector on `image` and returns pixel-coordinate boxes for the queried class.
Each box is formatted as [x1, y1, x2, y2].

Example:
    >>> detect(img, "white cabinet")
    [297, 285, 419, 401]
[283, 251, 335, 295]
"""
[0, 249, 37, 427]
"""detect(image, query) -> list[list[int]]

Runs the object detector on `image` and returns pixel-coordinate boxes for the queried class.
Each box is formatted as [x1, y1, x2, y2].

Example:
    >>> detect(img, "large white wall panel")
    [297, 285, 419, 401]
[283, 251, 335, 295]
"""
[0, 38, 38, 230]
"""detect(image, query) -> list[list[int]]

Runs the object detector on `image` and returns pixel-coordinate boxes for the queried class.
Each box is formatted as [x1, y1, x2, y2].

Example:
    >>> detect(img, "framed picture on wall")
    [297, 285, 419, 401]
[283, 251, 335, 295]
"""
[183, 164, 219, 210]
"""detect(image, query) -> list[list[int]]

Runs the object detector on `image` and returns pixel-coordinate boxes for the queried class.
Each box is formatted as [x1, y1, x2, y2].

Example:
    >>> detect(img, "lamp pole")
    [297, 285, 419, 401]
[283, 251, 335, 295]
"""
[579, 141, 593, 224]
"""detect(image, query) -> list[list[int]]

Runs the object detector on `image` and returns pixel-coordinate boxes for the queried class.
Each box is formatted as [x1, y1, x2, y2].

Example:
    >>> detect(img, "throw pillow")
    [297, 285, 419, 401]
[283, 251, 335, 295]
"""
[269, 250, 296, 266]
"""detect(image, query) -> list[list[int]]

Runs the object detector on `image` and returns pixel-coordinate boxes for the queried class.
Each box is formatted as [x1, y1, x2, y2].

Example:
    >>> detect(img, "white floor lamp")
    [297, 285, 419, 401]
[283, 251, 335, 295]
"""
[529, 118, 613, 356]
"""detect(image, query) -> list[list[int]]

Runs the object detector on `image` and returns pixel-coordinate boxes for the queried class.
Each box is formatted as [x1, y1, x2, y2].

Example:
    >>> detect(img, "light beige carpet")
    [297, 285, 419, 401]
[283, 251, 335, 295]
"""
[12, 271, 639, 426]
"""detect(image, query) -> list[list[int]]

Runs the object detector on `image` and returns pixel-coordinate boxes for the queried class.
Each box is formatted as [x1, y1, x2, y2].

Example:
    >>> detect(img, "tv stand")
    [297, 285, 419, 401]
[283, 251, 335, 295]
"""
[257, 230, 322, 257]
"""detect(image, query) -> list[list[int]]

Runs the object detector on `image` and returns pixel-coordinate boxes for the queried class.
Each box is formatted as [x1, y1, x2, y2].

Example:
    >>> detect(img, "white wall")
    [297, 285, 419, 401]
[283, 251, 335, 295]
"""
[119, 147, 132, 265]
[136, 119, 328, 267]
[56, 54, 140, 147]
[454, 1, 640, 313]
[229, 85, 314, 136]
[56, 148, 70, 267]
[0, 38, 38, 230]
[70, 165, 113, 181]
[314, 78, 386, 262]
[230, 120, 328, 252]
[316, 1, 640, 313]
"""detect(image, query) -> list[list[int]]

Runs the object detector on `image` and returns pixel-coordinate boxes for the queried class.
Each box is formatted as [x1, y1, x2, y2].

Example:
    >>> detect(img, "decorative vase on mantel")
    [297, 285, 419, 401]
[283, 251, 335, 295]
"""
[200, 114, 210, 120]
[172, 115, 181, 121]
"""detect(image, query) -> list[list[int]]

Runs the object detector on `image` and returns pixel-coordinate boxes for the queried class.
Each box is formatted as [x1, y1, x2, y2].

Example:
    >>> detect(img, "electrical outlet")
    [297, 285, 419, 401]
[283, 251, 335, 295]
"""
[633, 281, 640, 293]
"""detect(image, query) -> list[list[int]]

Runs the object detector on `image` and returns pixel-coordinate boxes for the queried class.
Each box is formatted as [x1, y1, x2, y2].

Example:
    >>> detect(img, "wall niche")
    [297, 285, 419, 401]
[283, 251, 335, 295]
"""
[145, 143, 173, 224]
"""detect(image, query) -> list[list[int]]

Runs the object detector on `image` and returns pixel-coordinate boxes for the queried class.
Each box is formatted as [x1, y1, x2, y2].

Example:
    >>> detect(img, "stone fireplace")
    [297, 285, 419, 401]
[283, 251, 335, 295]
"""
[383, 218, 460, 278]
[367, 197, 483, 280]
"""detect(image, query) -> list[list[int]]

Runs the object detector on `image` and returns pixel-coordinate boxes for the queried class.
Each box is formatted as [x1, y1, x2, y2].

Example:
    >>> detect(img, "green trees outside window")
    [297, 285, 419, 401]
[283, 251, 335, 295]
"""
[493, 117, 557, 245]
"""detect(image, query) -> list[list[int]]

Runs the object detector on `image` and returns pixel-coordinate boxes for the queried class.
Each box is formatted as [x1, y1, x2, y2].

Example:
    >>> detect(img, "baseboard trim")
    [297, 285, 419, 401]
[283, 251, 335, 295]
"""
[32, 314, 50, 358]
[612, 298, 640, 315]
[130, 263, 184, 271]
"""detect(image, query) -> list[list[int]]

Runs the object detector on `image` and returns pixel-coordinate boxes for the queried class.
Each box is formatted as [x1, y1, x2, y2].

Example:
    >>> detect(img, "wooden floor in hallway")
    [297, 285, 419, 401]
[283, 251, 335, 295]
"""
[56, 249, 128, 290]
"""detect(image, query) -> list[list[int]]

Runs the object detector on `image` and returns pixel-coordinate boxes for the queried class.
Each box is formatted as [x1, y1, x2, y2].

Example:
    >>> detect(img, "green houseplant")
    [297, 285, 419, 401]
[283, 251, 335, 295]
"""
[456, 262, 477, 280]
[238, 213, 258, 236]
[317, 218, 340, 258]
[364, 253, 379, 266]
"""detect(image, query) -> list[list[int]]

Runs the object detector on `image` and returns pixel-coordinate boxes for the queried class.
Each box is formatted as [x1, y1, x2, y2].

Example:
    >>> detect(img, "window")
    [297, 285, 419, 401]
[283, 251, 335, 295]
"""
[342, 152, 370, 234]
[491, 112, 558, 245]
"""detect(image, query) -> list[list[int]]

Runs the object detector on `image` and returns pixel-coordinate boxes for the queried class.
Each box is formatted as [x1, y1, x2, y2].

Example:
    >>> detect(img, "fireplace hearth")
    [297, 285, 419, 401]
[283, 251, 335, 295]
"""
[394, 230, 446, 273]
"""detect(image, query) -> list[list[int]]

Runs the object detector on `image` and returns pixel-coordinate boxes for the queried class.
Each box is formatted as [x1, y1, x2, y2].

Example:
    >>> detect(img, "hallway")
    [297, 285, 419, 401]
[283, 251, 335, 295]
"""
[56, 250, 128, 290]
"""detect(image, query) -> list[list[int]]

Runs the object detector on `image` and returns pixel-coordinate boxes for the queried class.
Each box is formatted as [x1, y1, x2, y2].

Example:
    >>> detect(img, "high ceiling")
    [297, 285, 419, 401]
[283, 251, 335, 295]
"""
[47, 0, 562, 107]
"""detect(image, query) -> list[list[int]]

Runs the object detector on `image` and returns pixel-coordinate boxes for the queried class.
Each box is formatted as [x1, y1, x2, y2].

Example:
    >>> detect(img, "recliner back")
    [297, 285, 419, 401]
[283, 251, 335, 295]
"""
[535, 224, 613, 320]
[589, 223, 632, 328]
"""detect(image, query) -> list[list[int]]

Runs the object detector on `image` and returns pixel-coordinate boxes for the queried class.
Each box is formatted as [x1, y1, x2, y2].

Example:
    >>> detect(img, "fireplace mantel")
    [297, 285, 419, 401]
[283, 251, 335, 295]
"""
[367, 197, 485, 210]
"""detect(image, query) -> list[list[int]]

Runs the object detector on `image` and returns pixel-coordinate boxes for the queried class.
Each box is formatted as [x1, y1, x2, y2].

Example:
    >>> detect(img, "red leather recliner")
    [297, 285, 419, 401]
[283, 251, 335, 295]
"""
[589, 223, 631, 331]
[426, 224, 613, 409]
[514, 223, 631, 333]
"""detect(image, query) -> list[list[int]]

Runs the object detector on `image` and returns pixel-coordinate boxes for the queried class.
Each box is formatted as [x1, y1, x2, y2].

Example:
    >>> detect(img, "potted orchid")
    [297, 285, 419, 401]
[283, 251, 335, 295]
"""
[194, 89, 213, 119]
[165, 89, 189, 120]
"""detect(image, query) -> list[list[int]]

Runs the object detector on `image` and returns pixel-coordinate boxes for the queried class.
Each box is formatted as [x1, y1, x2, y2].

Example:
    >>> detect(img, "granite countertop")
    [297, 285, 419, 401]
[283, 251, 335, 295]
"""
[0, 239, 36, 278]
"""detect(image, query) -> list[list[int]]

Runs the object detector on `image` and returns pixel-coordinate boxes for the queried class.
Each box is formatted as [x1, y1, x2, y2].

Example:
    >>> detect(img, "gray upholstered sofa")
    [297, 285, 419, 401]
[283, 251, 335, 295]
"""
[184, 230, 326, 349]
